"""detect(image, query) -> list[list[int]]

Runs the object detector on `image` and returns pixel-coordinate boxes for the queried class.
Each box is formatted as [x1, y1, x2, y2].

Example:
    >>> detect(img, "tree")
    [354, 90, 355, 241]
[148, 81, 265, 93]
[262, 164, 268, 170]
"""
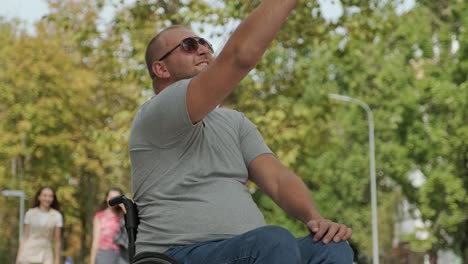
[0, 0, 138, 261]
[0, 0, 220, 261]
[213, 0, 467, 262]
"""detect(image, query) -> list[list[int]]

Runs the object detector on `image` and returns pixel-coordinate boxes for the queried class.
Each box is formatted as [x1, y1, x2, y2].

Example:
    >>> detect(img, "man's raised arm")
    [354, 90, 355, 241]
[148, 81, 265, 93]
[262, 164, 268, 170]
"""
[187, 0, 299, 122]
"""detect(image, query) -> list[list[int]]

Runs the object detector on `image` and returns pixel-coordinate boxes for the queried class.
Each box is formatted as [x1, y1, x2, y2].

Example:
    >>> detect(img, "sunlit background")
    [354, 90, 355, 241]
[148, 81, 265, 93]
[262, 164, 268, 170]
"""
[0, 0, 465, 263]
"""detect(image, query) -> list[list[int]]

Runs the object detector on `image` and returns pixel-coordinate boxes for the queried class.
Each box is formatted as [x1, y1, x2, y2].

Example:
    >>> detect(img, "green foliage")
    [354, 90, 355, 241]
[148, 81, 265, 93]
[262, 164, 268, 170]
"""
[223, 0, 467, 261]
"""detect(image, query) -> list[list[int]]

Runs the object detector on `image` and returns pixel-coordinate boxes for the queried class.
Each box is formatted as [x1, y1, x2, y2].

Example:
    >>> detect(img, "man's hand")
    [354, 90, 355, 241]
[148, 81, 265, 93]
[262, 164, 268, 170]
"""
[307, 219, 352, 244]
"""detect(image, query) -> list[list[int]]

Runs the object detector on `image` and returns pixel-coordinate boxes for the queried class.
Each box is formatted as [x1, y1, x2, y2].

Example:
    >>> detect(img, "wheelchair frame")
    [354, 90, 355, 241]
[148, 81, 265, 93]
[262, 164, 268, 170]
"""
[109, 195, 180, 264]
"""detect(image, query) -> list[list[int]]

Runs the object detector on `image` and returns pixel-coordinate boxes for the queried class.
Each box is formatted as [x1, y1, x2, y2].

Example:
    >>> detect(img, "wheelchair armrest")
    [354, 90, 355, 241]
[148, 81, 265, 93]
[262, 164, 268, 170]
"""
[108, 194, 125, 207]
[108, 195, 180, 264]
[109, 194, 139, 229]
[108, 194, 139, 261]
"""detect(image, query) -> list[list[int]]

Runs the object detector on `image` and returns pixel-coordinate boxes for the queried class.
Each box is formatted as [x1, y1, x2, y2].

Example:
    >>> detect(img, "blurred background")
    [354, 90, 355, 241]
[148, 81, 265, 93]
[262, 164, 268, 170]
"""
[0, 0, 466, 263]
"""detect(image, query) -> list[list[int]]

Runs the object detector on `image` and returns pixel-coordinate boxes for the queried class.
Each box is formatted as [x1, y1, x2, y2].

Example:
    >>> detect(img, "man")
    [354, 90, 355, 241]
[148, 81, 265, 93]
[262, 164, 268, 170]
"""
[129, 0, 353, 263]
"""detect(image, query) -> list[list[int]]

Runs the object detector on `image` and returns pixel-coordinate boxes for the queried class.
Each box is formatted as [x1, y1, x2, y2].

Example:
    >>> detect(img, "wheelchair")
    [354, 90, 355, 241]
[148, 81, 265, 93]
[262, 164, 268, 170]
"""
[109, 195, 180, 264]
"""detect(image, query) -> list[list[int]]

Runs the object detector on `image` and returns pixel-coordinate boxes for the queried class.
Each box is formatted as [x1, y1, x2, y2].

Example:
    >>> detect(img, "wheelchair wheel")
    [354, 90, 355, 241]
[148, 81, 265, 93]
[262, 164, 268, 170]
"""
[132, 252, 180, 264]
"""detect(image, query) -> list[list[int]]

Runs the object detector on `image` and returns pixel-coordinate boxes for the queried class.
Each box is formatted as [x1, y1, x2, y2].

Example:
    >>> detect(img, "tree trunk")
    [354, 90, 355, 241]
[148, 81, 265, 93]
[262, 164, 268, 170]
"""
[429, 249, 438, 264]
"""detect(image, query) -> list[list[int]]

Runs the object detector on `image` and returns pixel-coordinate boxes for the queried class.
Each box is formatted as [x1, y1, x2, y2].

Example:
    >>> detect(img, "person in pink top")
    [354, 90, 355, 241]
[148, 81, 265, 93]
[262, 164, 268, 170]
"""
[90, 188, 128, 264]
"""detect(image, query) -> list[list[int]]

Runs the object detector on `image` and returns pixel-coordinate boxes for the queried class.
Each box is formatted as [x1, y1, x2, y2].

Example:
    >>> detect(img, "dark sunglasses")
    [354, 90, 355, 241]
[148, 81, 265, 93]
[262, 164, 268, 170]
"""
[158, 37, 214, 61]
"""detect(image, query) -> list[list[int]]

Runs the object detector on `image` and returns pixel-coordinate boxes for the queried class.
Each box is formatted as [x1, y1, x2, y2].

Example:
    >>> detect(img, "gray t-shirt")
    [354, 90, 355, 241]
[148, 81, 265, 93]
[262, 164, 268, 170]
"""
[129, 79, 272, 254]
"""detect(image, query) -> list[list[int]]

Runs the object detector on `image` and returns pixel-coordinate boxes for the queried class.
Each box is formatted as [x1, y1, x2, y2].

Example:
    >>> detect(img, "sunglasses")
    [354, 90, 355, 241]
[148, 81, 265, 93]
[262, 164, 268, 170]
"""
[158, 37, 214, 61]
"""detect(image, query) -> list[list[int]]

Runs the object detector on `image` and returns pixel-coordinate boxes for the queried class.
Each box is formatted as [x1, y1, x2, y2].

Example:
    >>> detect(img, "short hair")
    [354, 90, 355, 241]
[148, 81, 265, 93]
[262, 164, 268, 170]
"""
[145, 25, 189, 79]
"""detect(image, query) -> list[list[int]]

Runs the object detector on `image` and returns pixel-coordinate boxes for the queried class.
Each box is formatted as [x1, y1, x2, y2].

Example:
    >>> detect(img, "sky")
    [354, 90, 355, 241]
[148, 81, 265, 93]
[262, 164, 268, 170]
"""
[0, 0, 341, 53]
[0, 0, 49, 27]
[0, 0, 416, 22]
[0, 0, 345, 32]
[0, 0, 129, 34]
[0, 0, 414, 49]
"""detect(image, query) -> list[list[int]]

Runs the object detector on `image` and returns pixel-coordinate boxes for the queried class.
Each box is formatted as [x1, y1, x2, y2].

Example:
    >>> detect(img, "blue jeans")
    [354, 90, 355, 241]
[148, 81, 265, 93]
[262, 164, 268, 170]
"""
[164, 226, 354, 264]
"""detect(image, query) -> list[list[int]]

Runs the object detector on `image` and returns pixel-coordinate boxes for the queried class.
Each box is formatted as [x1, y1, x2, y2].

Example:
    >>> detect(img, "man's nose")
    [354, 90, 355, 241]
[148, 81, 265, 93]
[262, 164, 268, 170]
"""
[197, 43, 210, 55]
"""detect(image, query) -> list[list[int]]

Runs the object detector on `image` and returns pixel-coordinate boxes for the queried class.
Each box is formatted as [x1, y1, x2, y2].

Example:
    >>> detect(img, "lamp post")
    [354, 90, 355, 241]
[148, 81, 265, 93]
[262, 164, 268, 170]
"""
[1, 190, 26, 242]
[328, 94, 379, 264]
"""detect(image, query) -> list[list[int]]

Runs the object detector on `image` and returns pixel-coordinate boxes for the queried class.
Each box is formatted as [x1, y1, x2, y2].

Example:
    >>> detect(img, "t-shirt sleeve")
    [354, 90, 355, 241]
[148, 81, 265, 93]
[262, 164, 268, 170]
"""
[137, 79, 196, 147]
[56, 212, 63, 228]
[24, 209, 32, 224]
[239, 114, 273, 166]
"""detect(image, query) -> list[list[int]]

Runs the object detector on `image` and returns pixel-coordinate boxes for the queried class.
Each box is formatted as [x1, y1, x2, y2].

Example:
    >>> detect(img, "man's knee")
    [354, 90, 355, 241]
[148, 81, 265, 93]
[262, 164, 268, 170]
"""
[298, 235, 354, 264]
[322, 240, 354, 263]
[245, 226, 301, 262]
[247, 226, 299, 251]
[250, 226, 295, 244]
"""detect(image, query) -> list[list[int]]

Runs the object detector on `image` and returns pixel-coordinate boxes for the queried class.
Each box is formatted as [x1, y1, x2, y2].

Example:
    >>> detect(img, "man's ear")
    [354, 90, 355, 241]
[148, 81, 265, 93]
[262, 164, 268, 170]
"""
[152, 61, 170, 79]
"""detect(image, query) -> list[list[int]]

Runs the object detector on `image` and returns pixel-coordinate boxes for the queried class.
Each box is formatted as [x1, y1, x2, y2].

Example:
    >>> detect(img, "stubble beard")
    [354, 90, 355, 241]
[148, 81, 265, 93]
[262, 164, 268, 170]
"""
[174, 65, 207, 81]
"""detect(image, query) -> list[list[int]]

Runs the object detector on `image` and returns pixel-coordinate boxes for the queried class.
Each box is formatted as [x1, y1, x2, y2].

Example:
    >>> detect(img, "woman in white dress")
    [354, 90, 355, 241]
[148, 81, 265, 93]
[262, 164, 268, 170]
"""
[16, 186, 63, 264]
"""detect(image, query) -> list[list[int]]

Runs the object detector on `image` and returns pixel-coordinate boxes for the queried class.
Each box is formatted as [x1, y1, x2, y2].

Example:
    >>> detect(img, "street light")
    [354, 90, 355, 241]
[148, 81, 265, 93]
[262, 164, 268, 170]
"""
[328, 94, 379, 264]
[1, 190, 26, 242]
